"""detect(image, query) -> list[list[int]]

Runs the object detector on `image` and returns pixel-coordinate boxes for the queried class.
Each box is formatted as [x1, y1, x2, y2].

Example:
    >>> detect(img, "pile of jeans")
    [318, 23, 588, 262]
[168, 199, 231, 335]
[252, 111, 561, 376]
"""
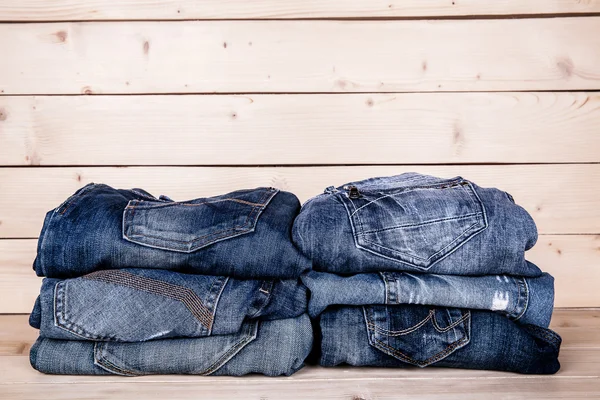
[28, 173, 561, 376]
[293, 173, 561, 374]
[29, 184, 313, 376]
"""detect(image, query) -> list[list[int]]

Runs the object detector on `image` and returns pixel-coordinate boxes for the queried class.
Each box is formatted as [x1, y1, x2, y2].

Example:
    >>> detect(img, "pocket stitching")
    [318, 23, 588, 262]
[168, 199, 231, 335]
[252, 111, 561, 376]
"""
[342, 180, 488, 268]
[364, 307, 471, 367]
[360, 218, 484, 263]
[123, 188, 277, 252]
[81, 270, 216, 330]
[201, 321, 259, 375]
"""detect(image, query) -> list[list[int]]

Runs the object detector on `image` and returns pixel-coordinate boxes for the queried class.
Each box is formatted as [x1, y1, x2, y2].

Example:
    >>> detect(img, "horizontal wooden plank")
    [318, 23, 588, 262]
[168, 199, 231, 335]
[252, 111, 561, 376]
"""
[1, 236, 598, 313]
[1, 93, 599, 166]
[1, 18, 600, 94]
[1, 377, 599, 400]
[0, 240, 40, 314]
[529, 236, 600, 308]
[1, 165, 598, 238]
[1, 0, 600, 20]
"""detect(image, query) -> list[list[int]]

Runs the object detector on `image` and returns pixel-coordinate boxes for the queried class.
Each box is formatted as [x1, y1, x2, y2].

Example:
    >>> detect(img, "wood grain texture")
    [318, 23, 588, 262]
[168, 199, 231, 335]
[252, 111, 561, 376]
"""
[1, 376, 599, 400]
[2, 18, 600, 94]
[1, 165, 598, 238]
[0, 240, 41, 314]
[2, 93, 599, 166]
[1, 0, 600, 20]
[1, 236, 598, 313]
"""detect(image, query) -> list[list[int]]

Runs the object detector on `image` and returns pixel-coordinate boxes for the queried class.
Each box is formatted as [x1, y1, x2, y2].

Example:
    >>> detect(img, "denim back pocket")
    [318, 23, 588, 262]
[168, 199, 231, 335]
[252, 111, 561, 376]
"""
[93, 320, 258, 376]
[54, 269, 229, 341]
[338, 176, 487, 269]
[123, 187, 278, 253]
[363, 305, 471, 367]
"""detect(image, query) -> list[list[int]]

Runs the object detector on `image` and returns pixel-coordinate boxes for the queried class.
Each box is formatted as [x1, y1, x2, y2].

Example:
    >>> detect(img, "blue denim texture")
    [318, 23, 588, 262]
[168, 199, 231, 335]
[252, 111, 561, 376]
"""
[30, 314, 312, 376]
[302, 270, 554, 327]
[34, 183, 311, 279]
[316, 306, 560, 374]
[30, 268, 307, 342]
[293, 173, 540, 276]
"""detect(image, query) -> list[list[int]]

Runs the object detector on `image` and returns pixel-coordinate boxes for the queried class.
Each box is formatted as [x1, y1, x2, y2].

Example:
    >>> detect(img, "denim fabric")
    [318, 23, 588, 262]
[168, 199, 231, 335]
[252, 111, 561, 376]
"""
[293, 173, 540, 277]
[317, 306, 560, 374]
[302, 270, 554, 327]
[29, 268, 307, 342]
[30, 314, 312, 376]
[34, 183, 311, 279]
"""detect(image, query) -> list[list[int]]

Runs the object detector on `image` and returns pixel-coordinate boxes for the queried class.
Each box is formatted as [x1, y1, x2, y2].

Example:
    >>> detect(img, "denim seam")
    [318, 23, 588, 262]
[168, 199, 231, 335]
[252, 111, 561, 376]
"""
[512, 277, 530, 322]
[342, 180, 488, 269]
[431, 310, 471, 333]
[360, 219, 484, 263]
[56, 183, 99, 215]
[525, 325, 562, 347]
[82, 270, 215, 330]
[123, 188, 277, 252]
[55, 281, 120, 341]
[348, 179, 464, 218]
[372, 334, 469, 367]
[94, 343, 141, 376]
[366, 310, 471, 367]
[366, 310, 434, 336]
[357, 212, 484, 234]
[207, 276, 230, 336]
[202, 322, 259, 375]
[128, 196, 273, 210]
[247, 281, 274, 319]
[94, 344, 140, 376]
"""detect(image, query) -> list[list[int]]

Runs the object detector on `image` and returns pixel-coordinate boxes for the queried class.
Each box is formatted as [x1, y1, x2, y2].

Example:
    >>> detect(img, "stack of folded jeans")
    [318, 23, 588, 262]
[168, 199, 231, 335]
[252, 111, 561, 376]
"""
[29, 183, 313, 376]
[293, 173, 561, 374]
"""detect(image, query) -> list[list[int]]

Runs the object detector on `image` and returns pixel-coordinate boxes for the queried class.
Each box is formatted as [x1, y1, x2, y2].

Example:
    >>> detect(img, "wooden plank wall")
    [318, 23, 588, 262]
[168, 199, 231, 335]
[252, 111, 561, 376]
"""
[0, 1, 599, 314]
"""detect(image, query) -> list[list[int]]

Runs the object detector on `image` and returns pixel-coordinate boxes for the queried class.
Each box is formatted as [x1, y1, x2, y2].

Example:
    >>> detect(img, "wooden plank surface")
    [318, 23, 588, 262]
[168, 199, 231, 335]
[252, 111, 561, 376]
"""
[2, 18, 600, 94]
[1, 236, 598, 313]
[1, 0, 600, 20]
[0, 311, 599, 398]
[2, 93, 599, 166]
[1, 165, 598, 238]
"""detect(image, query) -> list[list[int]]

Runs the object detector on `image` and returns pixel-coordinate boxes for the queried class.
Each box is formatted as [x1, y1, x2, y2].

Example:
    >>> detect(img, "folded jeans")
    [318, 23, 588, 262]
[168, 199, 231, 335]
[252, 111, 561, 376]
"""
[30, 314, 313, 377]
[30, 268, 307, 342]
[316, 305, 561, 374]
[293, 173, 540, 276]
[34, 183, 311, 279]
[302, 270, 554, 327]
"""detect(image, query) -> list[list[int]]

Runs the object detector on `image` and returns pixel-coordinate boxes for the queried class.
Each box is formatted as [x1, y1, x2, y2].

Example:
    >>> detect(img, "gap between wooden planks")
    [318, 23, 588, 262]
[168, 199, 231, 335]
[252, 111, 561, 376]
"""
[1, 18, 600, 94]
[1, 93, 599, 166]
[1, 0, 600, 20]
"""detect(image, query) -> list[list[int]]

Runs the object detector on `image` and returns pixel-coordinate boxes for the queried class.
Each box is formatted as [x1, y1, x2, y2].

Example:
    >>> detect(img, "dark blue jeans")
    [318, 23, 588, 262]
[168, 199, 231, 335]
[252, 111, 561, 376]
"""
[293, 173, 540, 276]
[316, 306, 561, 374]
[34, 184, 310, 279]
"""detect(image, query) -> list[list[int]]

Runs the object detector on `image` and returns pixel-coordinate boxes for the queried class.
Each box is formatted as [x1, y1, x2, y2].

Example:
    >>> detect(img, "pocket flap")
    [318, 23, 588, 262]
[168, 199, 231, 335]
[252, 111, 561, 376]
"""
[339, 176, 487, 269]
[94, 320, 258, 376]
[364, 305, 470, 367]
[123, 187, 278, 253]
